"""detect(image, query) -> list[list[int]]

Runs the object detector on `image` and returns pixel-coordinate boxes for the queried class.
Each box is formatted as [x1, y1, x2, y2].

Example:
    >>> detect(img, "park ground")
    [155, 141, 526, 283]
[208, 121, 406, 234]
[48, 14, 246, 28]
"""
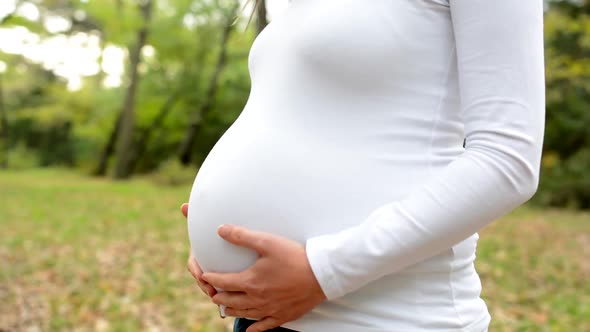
[1, 169, 589, 331]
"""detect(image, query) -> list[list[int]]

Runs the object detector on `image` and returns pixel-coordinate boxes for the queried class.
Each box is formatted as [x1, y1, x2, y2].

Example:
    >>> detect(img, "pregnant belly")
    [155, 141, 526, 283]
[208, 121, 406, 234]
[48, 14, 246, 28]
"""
[187, 118, 428, 273]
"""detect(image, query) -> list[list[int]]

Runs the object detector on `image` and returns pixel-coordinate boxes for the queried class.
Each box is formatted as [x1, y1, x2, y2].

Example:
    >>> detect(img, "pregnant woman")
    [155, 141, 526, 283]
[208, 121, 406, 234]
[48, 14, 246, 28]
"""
[183, 0, 545, 331]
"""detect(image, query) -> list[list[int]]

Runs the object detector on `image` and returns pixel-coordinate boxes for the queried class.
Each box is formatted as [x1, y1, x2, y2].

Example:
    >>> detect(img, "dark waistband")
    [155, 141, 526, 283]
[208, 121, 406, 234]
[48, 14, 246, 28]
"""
[233, 318, 299, 332]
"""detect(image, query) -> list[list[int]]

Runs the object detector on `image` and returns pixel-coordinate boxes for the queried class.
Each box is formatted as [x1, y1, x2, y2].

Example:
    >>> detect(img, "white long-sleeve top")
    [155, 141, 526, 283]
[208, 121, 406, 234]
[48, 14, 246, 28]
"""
[187, 0, 545, 331]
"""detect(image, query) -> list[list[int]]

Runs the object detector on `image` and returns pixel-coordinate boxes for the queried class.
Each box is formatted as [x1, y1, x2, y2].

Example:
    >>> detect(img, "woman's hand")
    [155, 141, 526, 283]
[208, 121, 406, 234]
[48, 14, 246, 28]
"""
[181, 203, 217, 298]
[201, 224, 327, 332]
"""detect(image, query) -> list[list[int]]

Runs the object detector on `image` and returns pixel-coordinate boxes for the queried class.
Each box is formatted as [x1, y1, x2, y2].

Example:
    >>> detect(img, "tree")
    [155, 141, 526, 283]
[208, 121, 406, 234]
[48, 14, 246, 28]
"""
[535, 1, 590, 208]
[256, 0, 268, 35]
[128, 90, 180, 172]
[178, 4, 238, 165]
[94, 113, 122, 176]
[0, 74, 7, 168]
[113, 0, 154, 179]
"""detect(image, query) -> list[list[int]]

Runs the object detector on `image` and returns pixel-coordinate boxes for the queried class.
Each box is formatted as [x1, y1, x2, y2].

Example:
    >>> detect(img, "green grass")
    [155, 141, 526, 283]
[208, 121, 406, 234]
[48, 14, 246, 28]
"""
[1, 169, 589, 331]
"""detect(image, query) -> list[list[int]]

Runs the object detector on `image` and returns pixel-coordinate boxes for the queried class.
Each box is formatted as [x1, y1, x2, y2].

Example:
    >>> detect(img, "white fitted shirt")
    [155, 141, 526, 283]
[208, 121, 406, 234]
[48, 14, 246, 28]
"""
[187, 0, 545, 331]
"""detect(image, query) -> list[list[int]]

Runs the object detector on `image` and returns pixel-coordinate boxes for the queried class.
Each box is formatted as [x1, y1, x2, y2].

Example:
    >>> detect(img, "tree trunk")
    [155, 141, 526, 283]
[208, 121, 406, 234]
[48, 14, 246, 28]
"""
[178, 6, 237, 165]
[256, 0, 268, 35]
[178, 120, 201, 165]
[128, 91, 180, 172]
[0, 75, 8, 168]
[93, 113, 122, 176]
[113, 0, 153, 179]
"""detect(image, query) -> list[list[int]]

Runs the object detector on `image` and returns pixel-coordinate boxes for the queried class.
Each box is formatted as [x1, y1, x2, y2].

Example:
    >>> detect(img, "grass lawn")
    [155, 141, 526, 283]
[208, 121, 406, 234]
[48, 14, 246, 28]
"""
[1, 169, 589, 331]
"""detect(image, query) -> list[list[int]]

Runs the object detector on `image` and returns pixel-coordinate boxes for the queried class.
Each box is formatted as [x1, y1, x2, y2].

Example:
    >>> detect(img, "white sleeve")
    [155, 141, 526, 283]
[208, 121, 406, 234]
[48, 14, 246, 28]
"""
[305, 0, 546, 300]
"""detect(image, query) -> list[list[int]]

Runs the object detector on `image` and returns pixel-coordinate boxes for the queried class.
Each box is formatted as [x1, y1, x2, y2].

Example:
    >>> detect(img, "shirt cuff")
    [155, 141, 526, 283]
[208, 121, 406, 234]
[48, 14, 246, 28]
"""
[304, 203, 400, 300]
[305, 235, 346, 300]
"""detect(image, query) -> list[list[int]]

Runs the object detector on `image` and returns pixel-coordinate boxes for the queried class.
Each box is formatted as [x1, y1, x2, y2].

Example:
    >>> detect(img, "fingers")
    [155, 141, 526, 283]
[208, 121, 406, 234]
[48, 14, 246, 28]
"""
[187, 256, 216, 297]
[186, 255, 202, 281]
[211, 291, 250, 309]
[180, 203, 188, 218]
[202, 271, 245, 292]
[224, 307, 264, 320]
[246, 317, 282, 332]
[217, 225, 273, 255]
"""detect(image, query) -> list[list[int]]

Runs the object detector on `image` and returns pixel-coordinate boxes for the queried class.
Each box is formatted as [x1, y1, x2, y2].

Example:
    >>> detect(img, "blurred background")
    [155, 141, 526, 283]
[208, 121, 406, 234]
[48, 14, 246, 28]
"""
[0, 0, 588, 331]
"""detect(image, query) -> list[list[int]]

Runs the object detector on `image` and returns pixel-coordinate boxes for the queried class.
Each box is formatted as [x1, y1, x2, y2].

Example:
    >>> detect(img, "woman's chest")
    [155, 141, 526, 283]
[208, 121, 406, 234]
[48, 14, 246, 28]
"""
[250, 0, 454, 87]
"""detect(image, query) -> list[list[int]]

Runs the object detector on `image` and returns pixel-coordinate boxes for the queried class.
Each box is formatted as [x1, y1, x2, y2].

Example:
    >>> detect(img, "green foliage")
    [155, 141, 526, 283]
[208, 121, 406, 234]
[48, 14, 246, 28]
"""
[149, 158, 197, 186]
[5, 143, 40, 169]
[536, 3, 590, 208]
[0, 15, 46, 34]
[537, 149, 590, 208]
[1, 0, 250, 173]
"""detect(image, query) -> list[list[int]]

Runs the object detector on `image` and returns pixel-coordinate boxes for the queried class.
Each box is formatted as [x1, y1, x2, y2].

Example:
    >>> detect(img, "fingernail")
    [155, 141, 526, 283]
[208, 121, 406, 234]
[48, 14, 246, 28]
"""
[217, 224, 230, 237]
